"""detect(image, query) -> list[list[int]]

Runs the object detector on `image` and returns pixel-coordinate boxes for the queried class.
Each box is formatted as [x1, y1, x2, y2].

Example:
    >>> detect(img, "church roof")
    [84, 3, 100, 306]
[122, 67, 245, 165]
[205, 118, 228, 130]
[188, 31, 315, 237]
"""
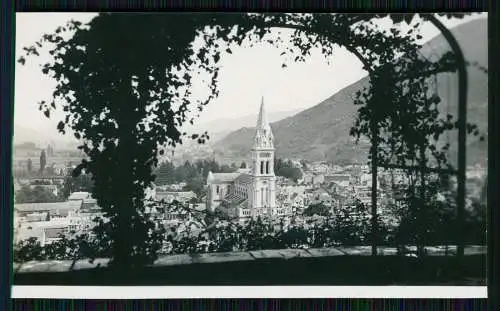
[208, 172, 241, 183]
[234, 173, 253, 184]
[223, 193, 246, 205]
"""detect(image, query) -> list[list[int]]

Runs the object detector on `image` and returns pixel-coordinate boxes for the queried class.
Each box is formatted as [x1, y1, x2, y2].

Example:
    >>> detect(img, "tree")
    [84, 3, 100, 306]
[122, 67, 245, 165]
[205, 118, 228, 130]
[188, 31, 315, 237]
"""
[154, 161, 176, 185]
[19, 13, 239, 267]
[46, 163, 56, 175]
[274, 158, 302, 181]
[13, 237, 44, 263]
[60, 169, 94, 200]
[47, 144, 54, 157]
[27, 158, 32, 174]
[332, 199, 371, 246]
[15, 185, 60, 203]
[39, 150, 46, 175]
[183, 176, 206, 198]
[303, 202, 330, 217]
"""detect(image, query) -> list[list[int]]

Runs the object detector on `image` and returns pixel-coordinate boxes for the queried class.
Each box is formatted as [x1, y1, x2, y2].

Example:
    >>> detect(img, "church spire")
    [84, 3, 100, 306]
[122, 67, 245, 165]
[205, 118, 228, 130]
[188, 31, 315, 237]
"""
[256, 96, 271, 131]
[252, 96, 274, 150]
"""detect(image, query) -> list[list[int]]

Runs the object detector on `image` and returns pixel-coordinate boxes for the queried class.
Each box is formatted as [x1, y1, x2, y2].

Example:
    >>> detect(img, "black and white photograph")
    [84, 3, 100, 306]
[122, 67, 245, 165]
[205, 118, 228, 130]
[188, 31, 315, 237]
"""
[11, 12, 488, 298]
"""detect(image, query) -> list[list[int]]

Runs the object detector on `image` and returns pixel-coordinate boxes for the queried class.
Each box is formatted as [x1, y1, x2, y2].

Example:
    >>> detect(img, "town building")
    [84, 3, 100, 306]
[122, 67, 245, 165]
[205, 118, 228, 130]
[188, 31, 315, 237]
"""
[206, 97, 277, 222]
[324, 174, 351, 188]
[14, 200, 82, 218]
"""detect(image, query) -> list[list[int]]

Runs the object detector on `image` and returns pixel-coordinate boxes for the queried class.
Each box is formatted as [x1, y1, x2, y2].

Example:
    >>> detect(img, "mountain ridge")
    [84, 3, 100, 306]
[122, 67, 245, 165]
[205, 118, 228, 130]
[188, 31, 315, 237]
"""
[214, 18, 488, 166]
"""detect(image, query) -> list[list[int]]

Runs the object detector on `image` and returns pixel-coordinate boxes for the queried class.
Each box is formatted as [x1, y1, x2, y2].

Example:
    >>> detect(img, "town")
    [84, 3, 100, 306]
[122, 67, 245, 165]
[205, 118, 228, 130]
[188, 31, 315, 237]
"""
[13, 100, 487, 254]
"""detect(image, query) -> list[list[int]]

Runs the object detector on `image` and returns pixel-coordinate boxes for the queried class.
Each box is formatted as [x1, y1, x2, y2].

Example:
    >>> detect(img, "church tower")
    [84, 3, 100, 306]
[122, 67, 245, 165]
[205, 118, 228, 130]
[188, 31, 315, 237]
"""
[250, 97, 276, 215]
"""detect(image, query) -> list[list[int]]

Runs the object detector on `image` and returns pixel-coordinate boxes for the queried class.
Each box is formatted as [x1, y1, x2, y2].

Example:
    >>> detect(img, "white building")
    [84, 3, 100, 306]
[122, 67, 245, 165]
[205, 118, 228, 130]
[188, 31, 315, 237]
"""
[207, 97, 277, 222]
[68, 191, 92, 201]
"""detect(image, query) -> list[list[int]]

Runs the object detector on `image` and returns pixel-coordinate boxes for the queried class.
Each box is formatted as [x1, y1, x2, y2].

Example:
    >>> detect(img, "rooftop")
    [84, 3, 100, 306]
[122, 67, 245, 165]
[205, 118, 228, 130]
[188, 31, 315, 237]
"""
[14, 201, 82, 214]
[208, 172, 242, 183]
[44, 227, 67, 239]
[68, 192, 91, 201]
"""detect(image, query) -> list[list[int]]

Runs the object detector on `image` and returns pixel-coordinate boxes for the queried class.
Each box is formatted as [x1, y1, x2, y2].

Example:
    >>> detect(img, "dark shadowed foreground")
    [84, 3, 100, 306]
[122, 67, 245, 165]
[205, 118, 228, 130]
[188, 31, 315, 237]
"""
[14, 246, 486, 286]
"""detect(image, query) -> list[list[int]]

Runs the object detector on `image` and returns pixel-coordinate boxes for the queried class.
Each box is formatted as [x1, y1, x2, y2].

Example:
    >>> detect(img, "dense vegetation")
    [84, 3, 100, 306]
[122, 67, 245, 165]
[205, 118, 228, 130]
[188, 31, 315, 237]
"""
[154, 159, 235, 185]
[15, 185, 62, 204]
[13, 197, 485, 263]
[274, 158, 303, 181]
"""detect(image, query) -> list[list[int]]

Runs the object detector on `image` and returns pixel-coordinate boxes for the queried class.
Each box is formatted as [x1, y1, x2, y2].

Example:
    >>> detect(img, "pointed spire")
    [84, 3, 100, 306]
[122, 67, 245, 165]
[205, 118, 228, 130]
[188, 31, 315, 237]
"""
[252, 96, 274, 150]
[256, 96, 270, 130]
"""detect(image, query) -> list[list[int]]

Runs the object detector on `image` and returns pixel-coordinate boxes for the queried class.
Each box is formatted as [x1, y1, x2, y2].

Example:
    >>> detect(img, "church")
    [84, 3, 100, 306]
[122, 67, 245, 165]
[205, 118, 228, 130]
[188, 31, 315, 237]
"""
[206, 97, 281, 222]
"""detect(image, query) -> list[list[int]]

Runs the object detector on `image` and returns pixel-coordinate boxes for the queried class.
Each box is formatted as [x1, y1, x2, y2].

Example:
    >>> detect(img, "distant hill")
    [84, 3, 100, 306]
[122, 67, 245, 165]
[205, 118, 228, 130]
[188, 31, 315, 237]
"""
[13, 124, 79, 151]
[215, 18, 488, 166]
[194, 108, 303, 142]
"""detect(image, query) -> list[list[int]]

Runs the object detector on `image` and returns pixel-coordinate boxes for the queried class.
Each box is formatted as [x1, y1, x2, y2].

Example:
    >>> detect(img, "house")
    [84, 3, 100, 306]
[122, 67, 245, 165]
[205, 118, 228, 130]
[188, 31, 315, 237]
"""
[324, 174, 351, 187]
[28, 184, 59, 197]
[302, 173, 314, 184]
[312, 174, 325, 186]
[310, 188, 334, 206]
[16, 217, 72, 246]
[25, 212, 49, 222]
[14, 200, 82, 218]
[156, 191, 197, 204]
[68, 191, 91, 201]
[42, 226, 68, 245]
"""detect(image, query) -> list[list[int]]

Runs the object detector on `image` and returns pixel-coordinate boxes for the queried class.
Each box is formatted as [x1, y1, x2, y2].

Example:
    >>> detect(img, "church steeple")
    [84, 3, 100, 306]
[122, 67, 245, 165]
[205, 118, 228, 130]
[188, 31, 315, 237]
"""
[249, 96, 276, 214]
[252, 96, 274, 150]
[257, 96, 271, 131]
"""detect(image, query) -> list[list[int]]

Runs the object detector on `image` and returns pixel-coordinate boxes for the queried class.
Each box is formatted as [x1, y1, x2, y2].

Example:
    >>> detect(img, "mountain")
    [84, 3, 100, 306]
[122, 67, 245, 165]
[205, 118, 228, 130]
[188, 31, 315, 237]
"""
[196, 108, 303, 142]
[214, 18, 488, 166]
[13, 124, 79, 150]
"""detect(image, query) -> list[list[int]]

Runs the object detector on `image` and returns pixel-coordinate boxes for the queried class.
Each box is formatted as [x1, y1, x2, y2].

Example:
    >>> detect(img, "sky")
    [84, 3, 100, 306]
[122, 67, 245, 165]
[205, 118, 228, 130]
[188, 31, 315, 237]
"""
[15, 12, 487, 136]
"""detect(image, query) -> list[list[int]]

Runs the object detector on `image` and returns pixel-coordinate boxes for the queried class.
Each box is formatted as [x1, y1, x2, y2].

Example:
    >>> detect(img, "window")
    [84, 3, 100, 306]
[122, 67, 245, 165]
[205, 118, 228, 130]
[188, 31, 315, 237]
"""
[216, 185, 220, 194]
[266, 161, 269, 174]
[260, 161, 264, 174]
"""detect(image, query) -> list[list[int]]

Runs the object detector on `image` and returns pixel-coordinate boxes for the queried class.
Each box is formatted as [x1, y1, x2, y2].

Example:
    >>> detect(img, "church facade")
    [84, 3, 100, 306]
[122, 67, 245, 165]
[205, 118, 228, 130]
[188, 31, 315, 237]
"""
[206, 97, 278, 222]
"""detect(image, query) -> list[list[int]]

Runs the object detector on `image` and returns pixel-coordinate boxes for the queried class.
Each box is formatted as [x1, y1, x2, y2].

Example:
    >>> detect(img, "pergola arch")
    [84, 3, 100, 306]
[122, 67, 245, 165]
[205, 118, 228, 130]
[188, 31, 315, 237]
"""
[209, 13, 468, 257]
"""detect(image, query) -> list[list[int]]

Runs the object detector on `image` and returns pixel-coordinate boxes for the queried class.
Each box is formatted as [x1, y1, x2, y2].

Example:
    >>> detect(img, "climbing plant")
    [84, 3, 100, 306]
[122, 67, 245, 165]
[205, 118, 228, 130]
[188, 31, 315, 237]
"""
[18, 13, 477, 265]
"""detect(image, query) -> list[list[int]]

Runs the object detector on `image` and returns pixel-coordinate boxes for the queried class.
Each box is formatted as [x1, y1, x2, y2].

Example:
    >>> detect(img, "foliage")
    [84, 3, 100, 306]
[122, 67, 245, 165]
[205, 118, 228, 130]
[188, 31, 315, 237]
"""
[13, 237, 44, 262]
[346, 13, 485, 254]
[182, 176, 206, 199]
[303, 202, 330, 217]
[27, 159, 32, 174]
[18, 13, 478, 265]
[14, 199, 485, 263]
[155, 159, 235, 185]
[39, 150, 46, 174]
[274, 158, 302, 181]
[60, 169, 94, 200]
[15, 185, 61, 204]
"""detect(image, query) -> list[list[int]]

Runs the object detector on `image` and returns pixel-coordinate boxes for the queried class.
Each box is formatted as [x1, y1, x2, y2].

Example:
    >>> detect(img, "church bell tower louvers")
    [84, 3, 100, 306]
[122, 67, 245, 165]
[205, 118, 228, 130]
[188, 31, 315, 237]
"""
[250, 97, 277, 215]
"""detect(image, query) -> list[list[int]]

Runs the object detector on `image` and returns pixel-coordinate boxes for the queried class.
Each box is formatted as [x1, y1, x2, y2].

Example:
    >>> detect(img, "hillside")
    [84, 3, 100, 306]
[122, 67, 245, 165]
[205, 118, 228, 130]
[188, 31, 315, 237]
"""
[200, 108, 303, 142]
[214, 18, 488, 166]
